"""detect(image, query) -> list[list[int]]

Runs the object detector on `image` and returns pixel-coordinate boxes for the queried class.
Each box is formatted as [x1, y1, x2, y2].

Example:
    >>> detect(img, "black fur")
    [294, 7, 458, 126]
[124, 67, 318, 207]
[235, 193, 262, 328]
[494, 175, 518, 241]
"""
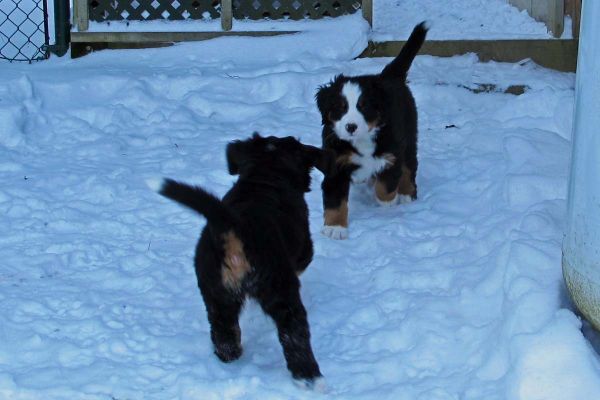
[158, 133, 332, 385]
[315, 22, 427, 230]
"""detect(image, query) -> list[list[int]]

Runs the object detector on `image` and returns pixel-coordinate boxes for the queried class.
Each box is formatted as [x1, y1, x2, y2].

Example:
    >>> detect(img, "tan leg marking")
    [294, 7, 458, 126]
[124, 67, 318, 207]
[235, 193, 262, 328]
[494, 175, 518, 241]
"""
[336, 152, 353, 167]
[398, 164, 416, 197]
[221, 231, 250, 290]
[368, 119, 380, 131]
[375, 179, 398, 203]
[324, 200, 348, 228]
[232, 324, 241, 348]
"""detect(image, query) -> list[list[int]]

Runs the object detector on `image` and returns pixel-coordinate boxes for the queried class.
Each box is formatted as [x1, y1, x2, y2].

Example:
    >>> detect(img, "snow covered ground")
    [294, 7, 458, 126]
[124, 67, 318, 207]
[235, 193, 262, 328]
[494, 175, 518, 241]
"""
[1, 14, 599, 400]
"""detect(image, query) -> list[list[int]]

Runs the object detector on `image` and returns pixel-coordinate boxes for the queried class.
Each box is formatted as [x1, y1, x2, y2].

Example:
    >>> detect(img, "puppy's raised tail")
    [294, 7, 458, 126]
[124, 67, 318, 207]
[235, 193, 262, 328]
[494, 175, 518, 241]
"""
[151, 178, 236, 236]
[381, 21, 429, 80]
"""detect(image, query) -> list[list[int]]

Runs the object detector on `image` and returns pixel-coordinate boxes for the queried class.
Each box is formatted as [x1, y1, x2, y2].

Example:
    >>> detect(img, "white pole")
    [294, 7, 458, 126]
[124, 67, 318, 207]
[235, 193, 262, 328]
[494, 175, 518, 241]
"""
[562, 0, 600, 329]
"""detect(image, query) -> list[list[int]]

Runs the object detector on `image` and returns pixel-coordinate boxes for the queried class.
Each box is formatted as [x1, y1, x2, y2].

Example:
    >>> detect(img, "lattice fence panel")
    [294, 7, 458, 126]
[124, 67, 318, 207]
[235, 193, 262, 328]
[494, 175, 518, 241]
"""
[233, 0, 361, 20]
[89, 0, 221, 22]
[89, 0, 362, 22]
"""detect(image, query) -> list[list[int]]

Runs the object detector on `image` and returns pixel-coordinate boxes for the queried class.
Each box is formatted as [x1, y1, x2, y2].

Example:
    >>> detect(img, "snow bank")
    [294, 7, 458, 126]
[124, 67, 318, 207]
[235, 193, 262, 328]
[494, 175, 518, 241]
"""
[373, 0, 552, 40]
[508, 310, 600, 400]
[77, 14, 369, 67]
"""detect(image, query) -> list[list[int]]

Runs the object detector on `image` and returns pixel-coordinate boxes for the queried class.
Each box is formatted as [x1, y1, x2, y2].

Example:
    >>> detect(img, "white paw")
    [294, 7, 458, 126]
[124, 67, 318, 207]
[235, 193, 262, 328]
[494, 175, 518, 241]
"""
[376, 194, 398, 207]
[398, 195, 413, 204]
[322, 225, 348, 240]
[351, 167, 371, 184]
[313, 377, 328, 393]
[293, 377, 328, 393]
[145, 177, 164, 192]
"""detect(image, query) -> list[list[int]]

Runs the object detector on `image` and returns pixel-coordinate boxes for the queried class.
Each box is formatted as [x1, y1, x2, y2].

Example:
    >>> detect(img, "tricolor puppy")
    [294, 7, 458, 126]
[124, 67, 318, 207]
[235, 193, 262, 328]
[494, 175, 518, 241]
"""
[153, 134, 332, 387]
[316, 22, 428, 239]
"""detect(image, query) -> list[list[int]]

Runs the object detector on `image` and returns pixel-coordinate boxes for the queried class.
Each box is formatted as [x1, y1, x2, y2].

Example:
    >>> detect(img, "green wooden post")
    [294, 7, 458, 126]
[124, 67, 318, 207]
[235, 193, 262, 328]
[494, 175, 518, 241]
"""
[49, 0, 70, 56]
[75, 0, 89, 32]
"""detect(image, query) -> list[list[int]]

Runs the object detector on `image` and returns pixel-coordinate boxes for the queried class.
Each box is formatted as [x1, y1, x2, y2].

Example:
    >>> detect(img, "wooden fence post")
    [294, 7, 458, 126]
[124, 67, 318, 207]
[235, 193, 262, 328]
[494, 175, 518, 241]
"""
[74, 0, 89, 32]
[362, 0, 372, 26]
[565, 0, 582, 38]
[221, 0, 232, 31]
[509, 0, 564, 37]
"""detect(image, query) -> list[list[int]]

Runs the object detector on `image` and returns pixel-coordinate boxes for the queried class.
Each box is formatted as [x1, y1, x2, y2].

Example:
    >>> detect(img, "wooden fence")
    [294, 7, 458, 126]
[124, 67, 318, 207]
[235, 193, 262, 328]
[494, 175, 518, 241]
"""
[78, 0, 366, 31]
[71, 0, 579, 72]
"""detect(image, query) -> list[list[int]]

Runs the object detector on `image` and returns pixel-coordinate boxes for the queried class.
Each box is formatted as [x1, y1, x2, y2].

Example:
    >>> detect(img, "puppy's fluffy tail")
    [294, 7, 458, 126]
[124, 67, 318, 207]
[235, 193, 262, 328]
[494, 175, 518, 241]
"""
[155, 178, 236, 236]
[381, 21, 429, 80]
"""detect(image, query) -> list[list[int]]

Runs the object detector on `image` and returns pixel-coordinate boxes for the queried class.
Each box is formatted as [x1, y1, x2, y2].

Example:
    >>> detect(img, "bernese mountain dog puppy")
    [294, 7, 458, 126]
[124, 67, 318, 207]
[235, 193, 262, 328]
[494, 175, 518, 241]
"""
[316, 22, 428, 239]
[153, 134, 332, 388]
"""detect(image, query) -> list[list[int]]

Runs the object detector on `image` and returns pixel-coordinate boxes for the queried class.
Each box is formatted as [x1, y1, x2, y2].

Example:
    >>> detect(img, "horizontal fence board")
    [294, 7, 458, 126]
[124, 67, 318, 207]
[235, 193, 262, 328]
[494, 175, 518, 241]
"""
[360, 39, 578, 72]
[71, 30, 298, 42]
[70, 33, 579, 72]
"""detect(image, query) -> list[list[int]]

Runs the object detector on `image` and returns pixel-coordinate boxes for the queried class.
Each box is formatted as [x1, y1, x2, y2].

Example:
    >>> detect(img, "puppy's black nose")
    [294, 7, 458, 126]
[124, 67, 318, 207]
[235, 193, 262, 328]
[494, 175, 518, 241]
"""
[346, 123, 358, 134]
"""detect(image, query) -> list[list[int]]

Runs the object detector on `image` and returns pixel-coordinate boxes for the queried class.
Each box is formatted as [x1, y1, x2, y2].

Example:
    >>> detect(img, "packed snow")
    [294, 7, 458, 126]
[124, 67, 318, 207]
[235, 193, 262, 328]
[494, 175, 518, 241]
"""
[1, 13, 599, 400]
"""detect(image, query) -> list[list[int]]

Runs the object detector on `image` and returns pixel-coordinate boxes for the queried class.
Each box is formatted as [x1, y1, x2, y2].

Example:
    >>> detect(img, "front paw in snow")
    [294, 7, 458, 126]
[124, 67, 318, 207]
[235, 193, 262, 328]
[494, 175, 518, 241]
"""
[322, 225, 348, 240]
[294, 376, 328, 393]
[376, 194, 398, 207]
[398, 194, 413, 204]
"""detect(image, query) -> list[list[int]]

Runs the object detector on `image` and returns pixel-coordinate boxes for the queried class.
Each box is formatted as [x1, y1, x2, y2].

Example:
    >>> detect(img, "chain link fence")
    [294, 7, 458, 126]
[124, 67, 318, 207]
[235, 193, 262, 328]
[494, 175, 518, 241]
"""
[0, 0, 50, 62]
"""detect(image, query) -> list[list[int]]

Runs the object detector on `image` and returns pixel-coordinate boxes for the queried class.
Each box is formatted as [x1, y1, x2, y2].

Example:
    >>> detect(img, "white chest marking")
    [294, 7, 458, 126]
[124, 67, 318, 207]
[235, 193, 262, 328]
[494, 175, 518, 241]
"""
[350, 136, 389, 183]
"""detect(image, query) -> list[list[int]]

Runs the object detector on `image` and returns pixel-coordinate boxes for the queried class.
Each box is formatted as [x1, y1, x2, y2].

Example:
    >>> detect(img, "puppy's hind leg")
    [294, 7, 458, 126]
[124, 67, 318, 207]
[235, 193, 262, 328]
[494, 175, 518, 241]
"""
[400, 139, 418, 201]
[397, 163, 417, 203]
[203, 293, 244, 363]
[256, 275, 322, 385]
[375, 166, 400, 206]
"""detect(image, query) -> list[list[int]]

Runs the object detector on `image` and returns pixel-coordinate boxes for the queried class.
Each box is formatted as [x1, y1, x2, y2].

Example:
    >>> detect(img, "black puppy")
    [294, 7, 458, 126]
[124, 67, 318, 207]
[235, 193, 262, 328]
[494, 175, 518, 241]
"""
[153, 134, 331, 387]
[316, 22, 428, 239]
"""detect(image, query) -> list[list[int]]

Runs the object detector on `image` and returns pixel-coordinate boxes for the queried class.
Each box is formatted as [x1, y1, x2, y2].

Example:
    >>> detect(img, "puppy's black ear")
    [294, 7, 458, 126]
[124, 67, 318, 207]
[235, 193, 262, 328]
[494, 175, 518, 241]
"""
[226, 133, 263, 175]
[226, 141, 241, 175]
[303, 144, 335, 176]
[315, 75, 342, 125]
[226, 140, 249, 175]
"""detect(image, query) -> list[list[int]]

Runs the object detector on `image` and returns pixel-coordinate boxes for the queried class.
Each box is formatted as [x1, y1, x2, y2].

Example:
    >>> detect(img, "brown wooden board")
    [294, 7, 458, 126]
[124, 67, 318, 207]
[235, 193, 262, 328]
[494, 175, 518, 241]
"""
[361, 39, 578, 72]
[565, 0, 582, 38]
[71, 30, 298, 42]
